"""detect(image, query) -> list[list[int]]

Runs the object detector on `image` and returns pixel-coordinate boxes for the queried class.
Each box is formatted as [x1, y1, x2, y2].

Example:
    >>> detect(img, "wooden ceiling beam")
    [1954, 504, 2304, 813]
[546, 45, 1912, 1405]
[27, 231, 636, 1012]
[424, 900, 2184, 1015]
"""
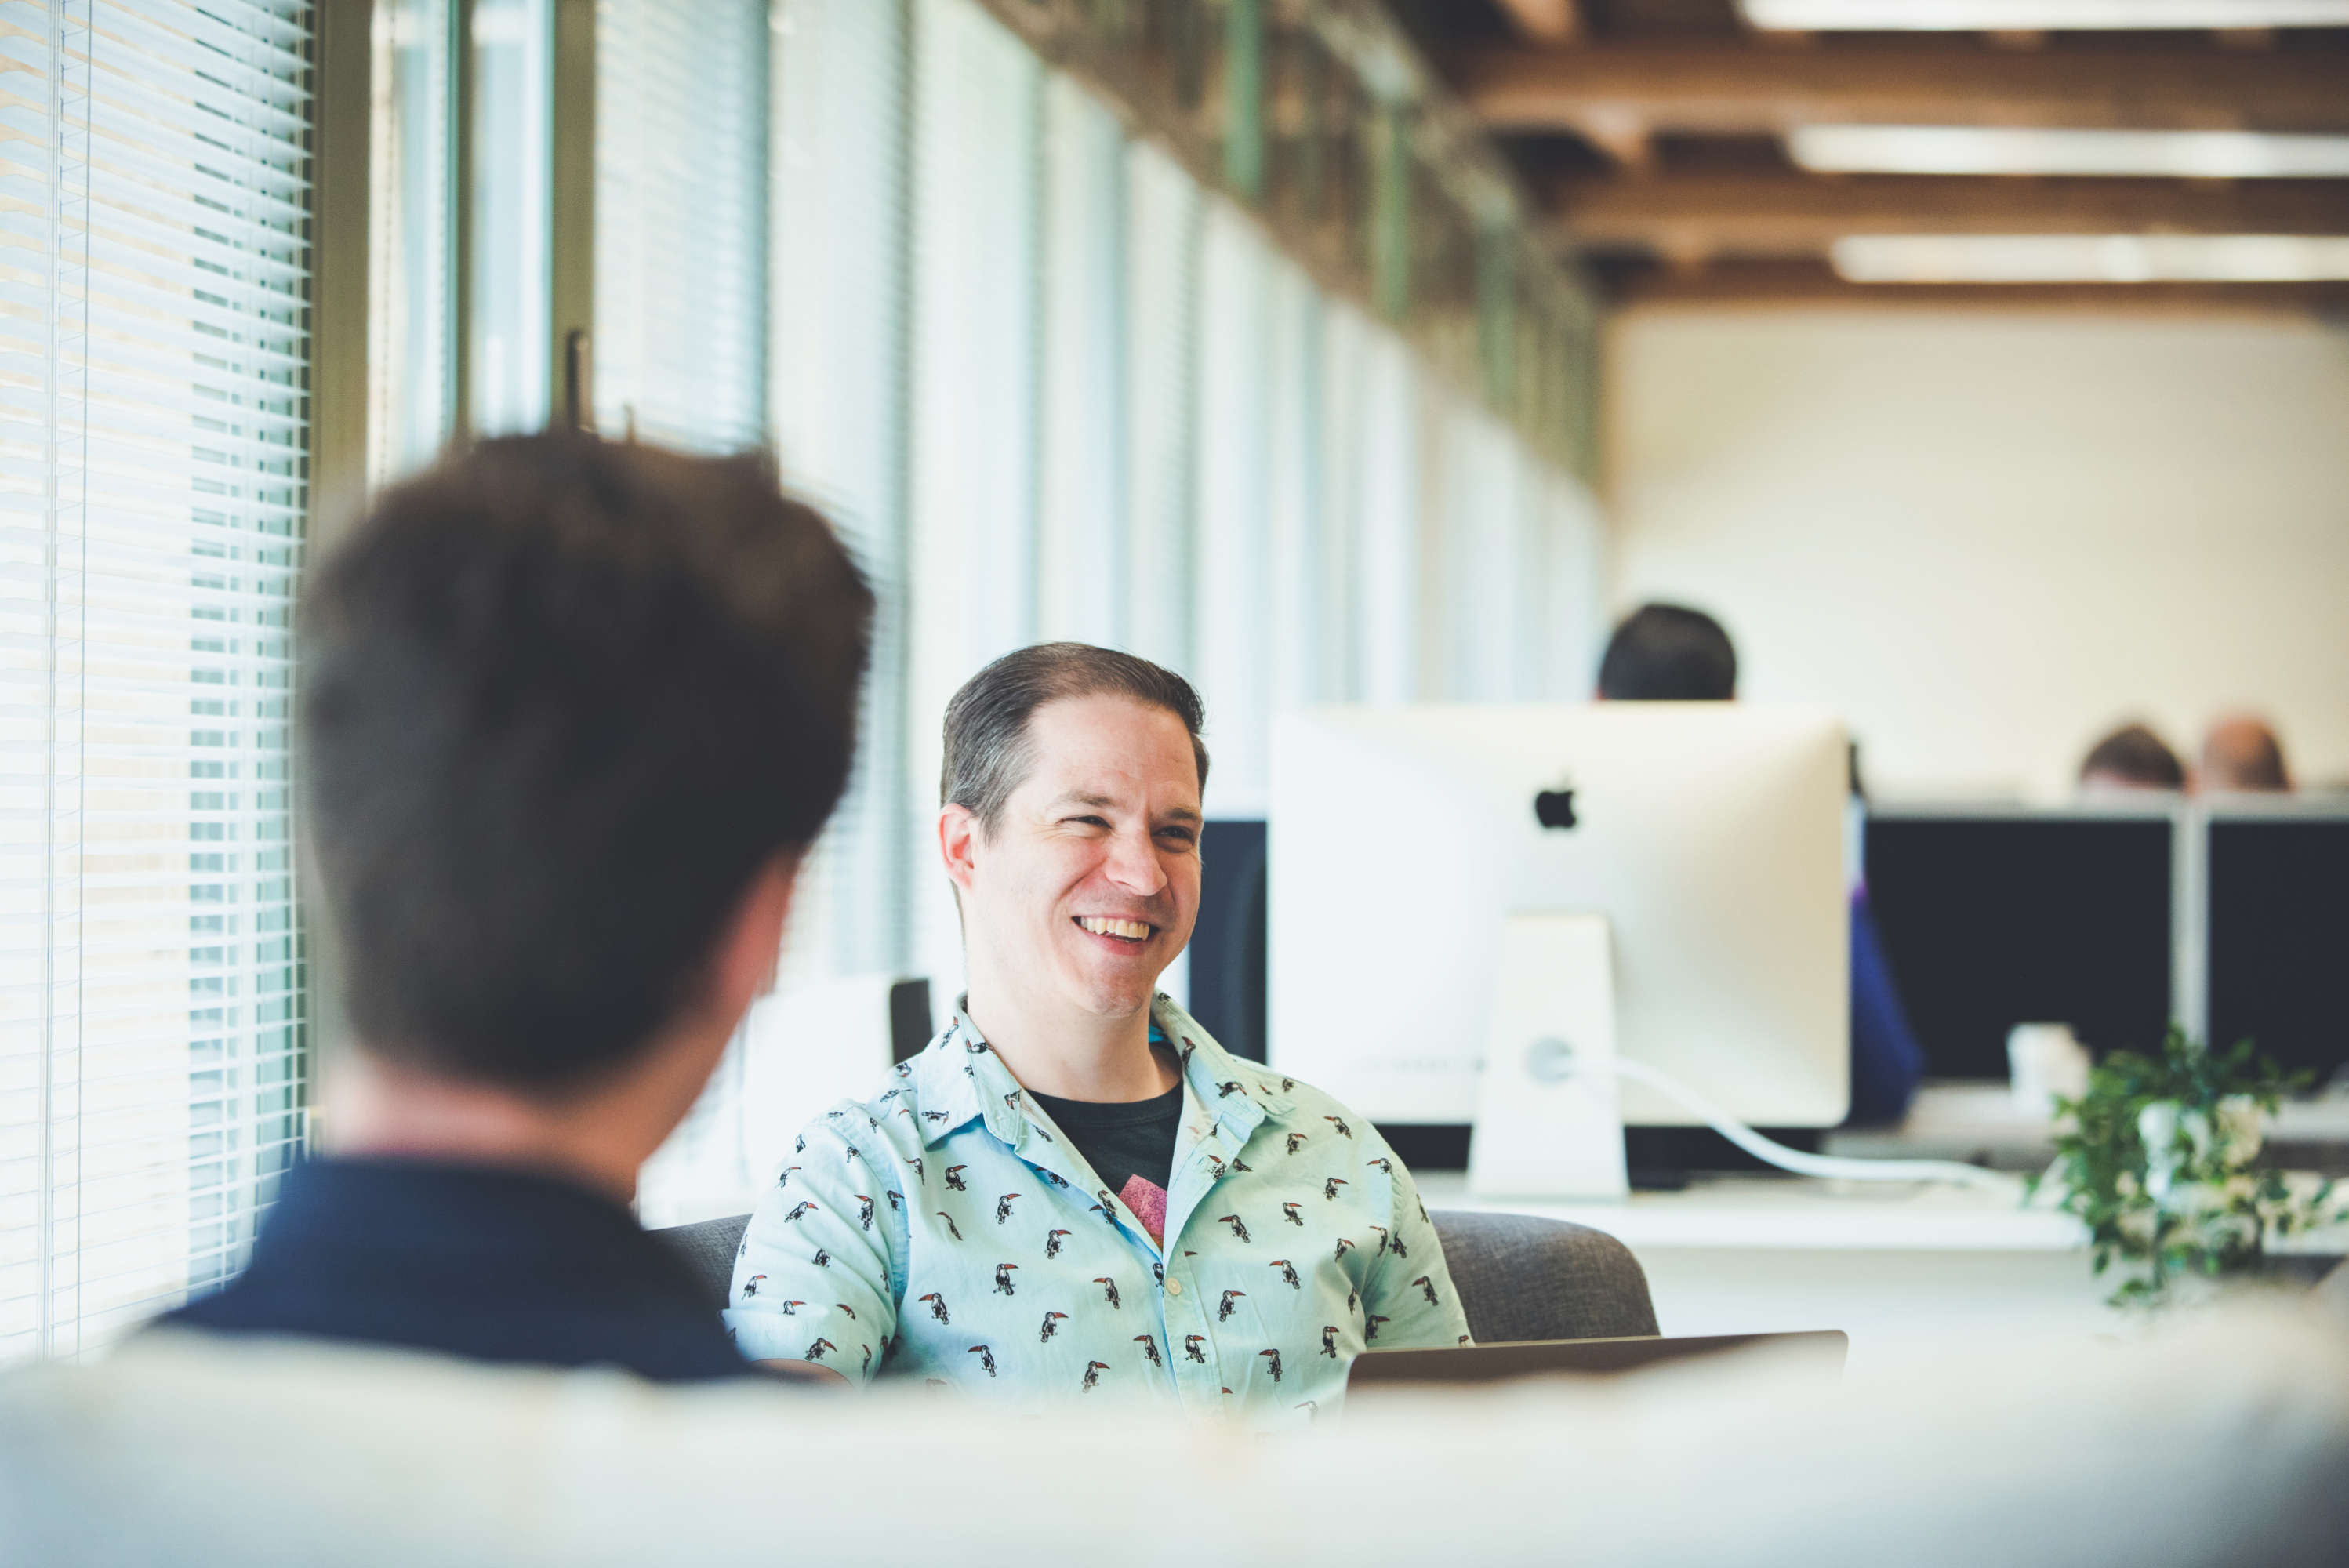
[1552, 173, 2349, 256]
[1447, 41, 2349, 137]
[1608, 256, 2349, 311]
[1492, 0, 1581, 44]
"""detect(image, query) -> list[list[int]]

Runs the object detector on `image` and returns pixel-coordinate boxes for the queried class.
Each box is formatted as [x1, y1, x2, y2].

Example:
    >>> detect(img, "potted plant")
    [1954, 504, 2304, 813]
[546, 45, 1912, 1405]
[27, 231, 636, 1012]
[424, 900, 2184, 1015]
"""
[2033, 1028, 2346, 1308]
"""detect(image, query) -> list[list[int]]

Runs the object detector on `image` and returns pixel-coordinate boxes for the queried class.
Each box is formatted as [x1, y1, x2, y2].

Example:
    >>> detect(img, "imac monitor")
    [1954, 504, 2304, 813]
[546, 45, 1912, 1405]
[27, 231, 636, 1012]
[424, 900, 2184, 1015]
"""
[1269, 706, 1850, 1129]
[2206, 804, 2349, 1083]
[1862, 809, 2173, 1078]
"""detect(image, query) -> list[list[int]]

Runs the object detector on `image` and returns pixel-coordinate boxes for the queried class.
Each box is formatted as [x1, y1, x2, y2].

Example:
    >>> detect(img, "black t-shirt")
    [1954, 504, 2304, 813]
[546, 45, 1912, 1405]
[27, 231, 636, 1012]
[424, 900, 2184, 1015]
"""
[1025, 1081, 1185, 1201]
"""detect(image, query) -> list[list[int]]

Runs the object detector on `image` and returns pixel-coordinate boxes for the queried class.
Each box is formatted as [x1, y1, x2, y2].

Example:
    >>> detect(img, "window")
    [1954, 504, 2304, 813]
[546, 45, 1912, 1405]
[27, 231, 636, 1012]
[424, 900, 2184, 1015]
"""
[1194, 198, 1274, 815]
[467, 0, 549, 436]
[902, 0, 1041, 1000]
[429, 0, 1610, 1226]
[1034, 73, 1127, 652]
[0, 0, 313, 1364]
[767, 0, 913, 982]
[593, 0, 766, 450]
[366, 0, 455, 484]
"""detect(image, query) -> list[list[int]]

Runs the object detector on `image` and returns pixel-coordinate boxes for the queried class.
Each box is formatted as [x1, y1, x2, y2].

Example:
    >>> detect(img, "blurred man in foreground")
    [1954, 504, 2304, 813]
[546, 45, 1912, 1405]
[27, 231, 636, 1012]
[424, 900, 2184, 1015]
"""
[153, 434, 873, 1380]
[1597, 603, 1924, 1125]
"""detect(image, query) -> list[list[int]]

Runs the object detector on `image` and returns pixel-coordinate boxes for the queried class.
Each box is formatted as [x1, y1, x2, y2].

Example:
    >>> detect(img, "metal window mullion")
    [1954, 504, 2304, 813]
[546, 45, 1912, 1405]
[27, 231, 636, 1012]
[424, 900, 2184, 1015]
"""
[1370, 99, 1409, 327]
[36, 0, 94, 1368]
[548, 0, 590, 429]
[1222, 0, 1262, 203]
[447, 0, 473, 441]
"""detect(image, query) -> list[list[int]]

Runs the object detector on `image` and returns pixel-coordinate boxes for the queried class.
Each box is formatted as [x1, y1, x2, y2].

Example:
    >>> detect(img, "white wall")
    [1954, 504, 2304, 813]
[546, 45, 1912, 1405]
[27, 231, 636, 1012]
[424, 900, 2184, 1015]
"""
[1606, 308, 2349, 800]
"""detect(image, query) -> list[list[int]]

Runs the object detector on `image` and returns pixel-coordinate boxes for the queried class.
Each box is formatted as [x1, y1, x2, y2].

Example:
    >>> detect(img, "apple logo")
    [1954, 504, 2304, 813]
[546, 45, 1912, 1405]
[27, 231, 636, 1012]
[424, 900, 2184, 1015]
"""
[1533, 789, 1578, 830]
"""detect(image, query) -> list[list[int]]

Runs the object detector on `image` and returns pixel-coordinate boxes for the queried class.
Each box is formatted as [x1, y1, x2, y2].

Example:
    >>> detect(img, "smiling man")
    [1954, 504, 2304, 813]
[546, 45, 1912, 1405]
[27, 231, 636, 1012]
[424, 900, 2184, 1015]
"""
[725, 643, 1466, 1421]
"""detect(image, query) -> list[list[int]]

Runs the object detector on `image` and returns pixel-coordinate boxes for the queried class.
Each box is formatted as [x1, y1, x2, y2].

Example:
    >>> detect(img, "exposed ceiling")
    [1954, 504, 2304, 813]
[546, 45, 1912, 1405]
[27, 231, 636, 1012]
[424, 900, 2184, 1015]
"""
[1395, 0, 2349, 308]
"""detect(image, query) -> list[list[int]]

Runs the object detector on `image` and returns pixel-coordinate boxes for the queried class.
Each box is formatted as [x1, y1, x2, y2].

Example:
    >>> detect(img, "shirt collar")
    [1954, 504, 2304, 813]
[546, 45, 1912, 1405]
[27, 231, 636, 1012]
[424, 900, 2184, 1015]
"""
[900, 993, 1294, 1155]
[241, 1156, 706, 1301]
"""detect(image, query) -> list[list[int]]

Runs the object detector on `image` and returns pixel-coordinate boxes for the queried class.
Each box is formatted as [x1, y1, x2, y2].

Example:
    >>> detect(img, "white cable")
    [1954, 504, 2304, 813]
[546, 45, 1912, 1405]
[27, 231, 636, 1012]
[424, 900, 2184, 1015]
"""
[1590, 1056, 2018, 1192]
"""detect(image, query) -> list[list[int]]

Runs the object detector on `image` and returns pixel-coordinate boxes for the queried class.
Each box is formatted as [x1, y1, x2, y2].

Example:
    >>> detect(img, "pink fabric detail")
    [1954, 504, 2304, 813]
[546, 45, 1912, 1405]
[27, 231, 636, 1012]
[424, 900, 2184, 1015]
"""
[1119, 1174, 1168, 1245]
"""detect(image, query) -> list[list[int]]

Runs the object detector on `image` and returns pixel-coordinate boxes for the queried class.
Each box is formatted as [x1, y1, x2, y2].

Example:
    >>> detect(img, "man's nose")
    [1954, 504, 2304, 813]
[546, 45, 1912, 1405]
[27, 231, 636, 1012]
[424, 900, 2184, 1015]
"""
[1102, 825, 1167, 896]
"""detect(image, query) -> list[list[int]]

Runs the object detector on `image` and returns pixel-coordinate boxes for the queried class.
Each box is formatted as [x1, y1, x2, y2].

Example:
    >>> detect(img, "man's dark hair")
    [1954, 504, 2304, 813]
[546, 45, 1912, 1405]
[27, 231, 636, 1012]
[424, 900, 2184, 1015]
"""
[941, 642, 1208, 835]
[1597, 603, 1737, 702]
[2079, 723, 2186, 789]
[302, 433, 873, 1092]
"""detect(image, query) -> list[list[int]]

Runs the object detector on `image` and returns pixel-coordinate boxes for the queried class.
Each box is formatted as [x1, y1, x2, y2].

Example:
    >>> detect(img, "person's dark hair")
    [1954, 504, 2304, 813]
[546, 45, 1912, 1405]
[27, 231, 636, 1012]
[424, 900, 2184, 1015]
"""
[941, 642, 1208, 834]
[302, 433, 873, 1093]
[2079, 723, 2187, 789]
[1597, 603, 1737, 702]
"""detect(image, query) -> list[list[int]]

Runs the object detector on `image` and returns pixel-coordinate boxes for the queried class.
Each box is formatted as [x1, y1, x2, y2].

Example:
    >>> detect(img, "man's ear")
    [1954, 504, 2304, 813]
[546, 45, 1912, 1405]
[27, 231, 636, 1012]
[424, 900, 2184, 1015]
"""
[938, 803, 982, 898]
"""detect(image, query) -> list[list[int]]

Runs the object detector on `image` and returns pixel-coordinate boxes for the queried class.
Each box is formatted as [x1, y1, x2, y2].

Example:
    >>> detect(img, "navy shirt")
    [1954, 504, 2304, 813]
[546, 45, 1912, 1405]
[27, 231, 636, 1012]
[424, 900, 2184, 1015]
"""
[156, 1156, 751, 1382]
[1849, 888, 1927, 1127]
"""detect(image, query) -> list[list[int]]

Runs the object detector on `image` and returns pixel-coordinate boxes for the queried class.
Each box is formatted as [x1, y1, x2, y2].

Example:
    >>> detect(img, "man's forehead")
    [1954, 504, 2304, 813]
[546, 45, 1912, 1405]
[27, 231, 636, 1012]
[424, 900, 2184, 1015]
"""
[1039, 785, 1202, 820]
[1015, 703, 1200, 812]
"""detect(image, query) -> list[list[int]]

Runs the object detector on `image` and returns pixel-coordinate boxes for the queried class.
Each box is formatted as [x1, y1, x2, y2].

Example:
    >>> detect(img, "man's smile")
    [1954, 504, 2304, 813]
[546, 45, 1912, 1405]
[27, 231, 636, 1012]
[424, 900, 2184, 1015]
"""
[1073, 915, 1156, 947]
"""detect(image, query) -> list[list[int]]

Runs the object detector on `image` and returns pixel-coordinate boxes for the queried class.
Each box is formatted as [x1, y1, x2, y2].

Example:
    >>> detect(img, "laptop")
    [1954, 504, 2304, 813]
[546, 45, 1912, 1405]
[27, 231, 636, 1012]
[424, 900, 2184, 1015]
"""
[1348, 1330, 1848, 1390]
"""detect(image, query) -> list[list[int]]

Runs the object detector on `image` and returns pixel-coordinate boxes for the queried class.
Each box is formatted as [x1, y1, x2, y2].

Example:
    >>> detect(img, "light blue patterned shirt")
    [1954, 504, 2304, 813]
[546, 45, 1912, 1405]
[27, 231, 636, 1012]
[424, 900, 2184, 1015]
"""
[724, 993, 1470, 1422]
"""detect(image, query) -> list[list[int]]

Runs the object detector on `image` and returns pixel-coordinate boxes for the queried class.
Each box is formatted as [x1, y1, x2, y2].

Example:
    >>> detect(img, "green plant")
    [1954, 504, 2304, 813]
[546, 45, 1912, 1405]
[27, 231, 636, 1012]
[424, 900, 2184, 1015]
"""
[2031, 1027, 2346, 1308]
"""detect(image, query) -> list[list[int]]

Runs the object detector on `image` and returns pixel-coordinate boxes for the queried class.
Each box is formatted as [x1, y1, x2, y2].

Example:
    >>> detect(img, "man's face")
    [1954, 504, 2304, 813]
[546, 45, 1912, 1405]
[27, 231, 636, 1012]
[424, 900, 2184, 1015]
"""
[949, 693, 1203, 1021]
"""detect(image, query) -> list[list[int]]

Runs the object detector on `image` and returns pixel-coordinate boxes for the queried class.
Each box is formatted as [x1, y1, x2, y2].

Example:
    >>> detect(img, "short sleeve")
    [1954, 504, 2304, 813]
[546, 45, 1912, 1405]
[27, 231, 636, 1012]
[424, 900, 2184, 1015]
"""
[1355, 1128, 1473, 1351]
[723, 1109, 905, 1383]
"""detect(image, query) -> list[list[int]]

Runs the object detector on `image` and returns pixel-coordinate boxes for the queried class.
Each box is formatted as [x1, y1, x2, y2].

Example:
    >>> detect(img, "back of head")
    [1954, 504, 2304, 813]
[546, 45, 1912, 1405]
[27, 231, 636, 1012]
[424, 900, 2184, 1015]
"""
[940, 641, 1211, 835]
[302, 434, 873, 1093]
[2200, 716, 2292, 794]
[2079, 723, 2187, 792]
[1596, 603, 1737, 702]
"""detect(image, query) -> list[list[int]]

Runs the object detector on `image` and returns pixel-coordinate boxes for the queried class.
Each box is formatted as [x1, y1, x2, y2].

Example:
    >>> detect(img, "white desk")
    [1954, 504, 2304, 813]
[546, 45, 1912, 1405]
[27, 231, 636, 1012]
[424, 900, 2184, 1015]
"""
[1825, 1083, 2349, 1172]
[1418, 1170, 2347, 1374]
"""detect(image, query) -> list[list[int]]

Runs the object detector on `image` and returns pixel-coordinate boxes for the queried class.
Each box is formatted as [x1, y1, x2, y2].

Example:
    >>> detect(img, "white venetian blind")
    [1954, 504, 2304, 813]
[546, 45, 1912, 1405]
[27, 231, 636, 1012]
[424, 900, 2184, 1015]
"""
[0, 0, 310, 1365]
[768, 0, 913, 979]
[904, 0, 1040, 1000]
[593, 0, 765, 451]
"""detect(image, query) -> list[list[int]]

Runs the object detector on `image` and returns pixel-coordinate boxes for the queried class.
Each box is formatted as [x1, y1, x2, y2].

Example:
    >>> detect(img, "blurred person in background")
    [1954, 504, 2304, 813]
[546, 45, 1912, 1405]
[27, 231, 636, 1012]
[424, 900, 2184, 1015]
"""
[2200, 715, 2293, 794]
[2078, 723, 2189, 796]
[1597, 603, 1925, 1126]
[151, 434, 873, 1381]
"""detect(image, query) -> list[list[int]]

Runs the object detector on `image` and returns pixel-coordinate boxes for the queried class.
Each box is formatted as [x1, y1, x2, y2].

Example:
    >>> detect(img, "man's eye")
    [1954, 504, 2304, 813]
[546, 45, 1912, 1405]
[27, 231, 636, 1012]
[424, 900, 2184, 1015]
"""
[1159, 829, 1196, 847]
[1066, 815, 1109, 829]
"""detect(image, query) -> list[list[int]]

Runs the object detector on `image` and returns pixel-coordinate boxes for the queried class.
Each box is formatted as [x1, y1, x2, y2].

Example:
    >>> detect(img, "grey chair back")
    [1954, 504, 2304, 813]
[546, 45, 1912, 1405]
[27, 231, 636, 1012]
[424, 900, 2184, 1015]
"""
[1430, 1209, 1658, 1341]
[655, 1207, 1655, 1341]
[661, 1212, 749, 1312]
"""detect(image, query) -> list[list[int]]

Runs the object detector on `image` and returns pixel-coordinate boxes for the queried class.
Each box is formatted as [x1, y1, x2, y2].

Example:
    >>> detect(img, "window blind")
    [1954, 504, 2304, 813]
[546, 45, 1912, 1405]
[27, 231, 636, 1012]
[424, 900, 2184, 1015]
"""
[593, 0, 764, 452]
[1034, 73, 1127, 652]
[1122, 138, 1200, 679]
[0, 0, 311, 1365]
[467, 0, 547, 436]
[904, 0, 1040, 1001]
[768, 0, 913, 981]
[1193, 198, 1273, 817]
[365, 0, 455, 484]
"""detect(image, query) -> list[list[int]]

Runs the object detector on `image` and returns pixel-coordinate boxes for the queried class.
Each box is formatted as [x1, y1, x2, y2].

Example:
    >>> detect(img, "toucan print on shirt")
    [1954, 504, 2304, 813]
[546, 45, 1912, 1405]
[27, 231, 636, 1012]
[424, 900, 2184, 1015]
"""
[723, 994, 1471, 1427]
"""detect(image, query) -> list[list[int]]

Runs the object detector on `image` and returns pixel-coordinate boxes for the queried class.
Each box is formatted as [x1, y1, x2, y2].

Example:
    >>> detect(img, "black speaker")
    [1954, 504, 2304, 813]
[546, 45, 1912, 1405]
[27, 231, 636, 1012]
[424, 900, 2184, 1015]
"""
[1189, 819, 1268, 1062]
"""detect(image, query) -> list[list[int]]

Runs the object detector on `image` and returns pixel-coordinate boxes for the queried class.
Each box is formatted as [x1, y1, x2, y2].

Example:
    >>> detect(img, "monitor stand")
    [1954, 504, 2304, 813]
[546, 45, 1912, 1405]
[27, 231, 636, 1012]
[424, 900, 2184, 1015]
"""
[1466, 917, 2013, 1199]
[1467, 913, 1632, 1201]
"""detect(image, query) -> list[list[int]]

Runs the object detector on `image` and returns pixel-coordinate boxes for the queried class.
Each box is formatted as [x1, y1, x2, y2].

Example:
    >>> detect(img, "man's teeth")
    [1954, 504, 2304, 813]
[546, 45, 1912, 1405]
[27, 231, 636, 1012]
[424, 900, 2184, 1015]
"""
[1078, 917, 1151, 941]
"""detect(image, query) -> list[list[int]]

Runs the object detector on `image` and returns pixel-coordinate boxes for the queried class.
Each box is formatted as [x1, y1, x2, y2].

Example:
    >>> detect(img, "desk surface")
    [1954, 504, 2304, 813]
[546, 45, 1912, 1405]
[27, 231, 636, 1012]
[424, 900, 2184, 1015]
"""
[1825, 1083, 2349, 1172]
[1416, 1167, 2349, 1256]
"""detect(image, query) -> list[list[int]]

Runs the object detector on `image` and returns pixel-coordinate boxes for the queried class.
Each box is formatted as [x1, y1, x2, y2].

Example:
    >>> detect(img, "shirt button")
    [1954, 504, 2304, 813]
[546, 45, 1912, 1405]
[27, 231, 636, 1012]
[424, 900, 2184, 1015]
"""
[1165, 1277, 1182, 1297]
